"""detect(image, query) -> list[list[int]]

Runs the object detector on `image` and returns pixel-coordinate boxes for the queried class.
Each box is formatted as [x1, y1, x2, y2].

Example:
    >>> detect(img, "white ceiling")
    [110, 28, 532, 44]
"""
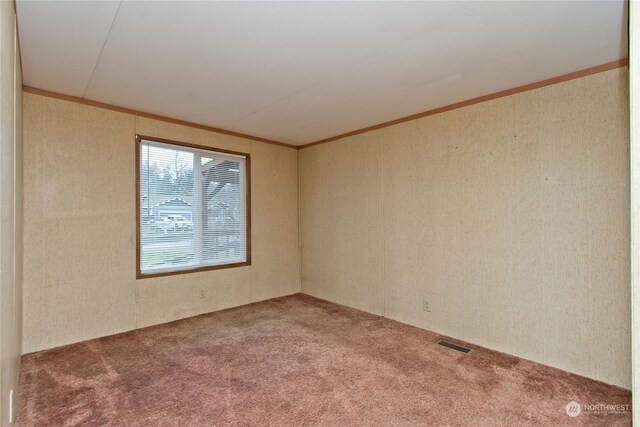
[16, 1, 627, 146]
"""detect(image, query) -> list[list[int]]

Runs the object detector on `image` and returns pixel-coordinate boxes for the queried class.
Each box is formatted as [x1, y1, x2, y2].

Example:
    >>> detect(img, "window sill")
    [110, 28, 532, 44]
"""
[136, 260, 251, 280]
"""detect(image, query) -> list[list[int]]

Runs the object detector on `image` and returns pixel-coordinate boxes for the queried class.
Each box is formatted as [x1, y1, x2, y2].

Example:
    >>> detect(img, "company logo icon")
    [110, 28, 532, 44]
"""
[566, 401, 581, 417]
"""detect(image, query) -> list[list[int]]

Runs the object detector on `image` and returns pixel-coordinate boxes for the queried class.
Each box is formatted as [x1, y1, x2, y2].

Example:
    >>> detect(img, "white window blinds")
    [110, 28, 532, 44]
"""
[138, 137, 249, 276]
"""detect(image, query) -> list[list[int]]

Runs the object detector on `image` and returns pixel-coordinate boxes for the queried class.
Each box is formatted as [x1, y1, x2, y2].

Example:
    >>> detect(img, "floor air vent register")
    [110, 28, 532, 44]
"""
[437, 340, 473, 354]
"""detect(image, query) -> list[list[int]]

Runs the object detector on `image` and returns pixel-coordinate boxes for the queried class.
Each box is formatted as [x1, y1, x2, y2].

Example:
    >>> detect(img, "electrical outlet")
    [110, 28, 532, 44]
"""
[199, 289, 206, 299]
[423, 300, 431, 312]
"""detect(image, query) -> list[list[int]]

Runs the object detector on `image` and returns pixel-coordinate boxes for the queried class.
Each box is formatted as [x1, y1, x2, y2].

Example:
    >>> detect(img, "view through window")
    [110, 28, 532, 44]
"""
[137, 137, 249, 276]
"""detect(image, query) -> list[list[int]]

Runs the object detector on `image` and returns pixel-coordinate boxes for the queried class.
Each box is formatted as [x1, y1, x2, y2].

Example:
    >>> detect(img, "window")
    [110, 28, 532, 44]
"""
[136, 136, 250, 278]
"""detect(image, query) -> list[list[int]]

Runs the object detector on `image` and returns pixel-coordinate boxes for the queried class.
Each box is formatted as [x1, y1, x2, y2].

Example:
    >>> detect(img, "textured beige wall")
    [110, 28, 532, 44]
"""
[22, 94, 300, 353]
[300, 68, 630, 388]
[0, 1, 22, 424]
[299, 131, 384, 315]
[630, 0, 639, 421]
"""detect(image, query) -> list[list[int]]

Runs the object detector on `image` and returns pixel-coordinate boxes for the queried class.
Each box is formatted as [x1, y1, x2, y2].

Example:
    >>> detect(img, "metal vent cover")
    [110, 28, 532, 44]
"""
[437, 340, 473, 354]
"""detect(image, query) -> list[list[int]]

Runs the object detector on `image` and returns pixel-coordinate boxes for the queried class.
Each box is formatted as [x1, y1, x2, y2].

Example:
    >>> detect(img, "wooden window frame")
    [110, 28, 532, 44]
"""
[135, 135, 251, 279]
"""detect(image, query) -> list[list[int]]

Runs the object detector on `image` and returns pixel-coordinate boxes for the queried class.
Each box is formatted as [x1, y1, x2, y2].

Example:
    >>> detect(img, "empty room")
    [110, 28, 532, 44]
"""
[0, 0, 638, 425]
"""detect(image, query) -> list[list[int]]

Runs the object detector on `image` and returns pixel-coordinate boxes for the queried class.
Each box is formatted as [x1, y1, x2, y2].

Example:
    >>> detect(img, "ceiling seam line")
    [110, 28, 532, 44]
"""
[222, 80, 322, 129]
[81, 0, 122, 99]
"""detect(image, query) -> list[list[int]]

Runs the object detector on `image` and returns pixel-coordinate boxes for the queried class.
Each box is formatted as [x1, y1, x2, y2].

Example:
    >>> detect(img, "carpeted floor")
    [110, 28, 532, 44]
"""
[18, 294, 631, 426]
